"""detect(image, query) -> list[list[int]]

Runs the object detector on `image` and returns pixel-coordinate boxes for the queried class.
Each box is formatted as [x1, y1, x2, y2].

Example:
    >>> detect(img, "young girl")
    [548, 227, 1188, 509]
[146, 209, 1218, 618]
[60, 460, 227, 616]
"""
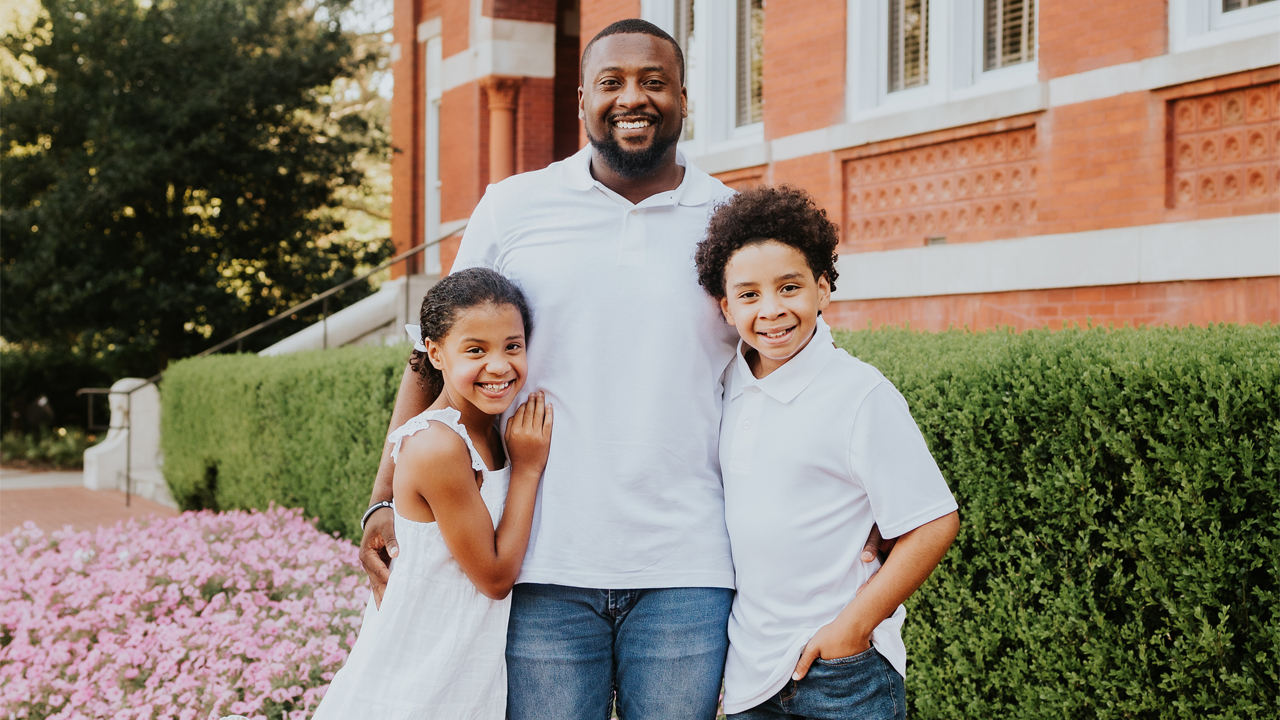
[313, 268, 552, 719]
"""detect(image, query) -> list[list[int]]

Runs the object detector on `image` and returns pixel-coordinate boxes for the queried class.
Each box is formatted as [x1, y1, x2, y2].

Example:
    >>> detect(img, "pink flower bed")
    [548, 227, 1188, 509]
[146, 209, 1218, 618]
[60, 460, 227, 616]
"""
[0, 506, 368, 719]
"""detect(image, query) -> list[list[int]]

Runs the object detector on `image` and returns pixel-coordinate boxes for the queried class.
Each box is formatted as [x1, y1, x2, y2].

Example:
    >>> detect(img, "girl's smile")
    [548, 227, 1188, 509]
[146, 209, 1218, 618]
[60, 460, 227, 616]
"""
[427, 302, 529, 419]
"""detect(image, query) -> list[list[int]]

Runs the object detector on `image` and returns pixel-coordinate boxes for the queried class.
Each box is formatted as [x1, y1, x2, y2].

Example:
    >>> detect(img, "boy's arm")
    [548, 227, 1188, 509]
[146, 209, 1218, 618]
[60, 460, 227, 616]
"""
[359, 363, 433, 604]
[792, 510, 959, 680]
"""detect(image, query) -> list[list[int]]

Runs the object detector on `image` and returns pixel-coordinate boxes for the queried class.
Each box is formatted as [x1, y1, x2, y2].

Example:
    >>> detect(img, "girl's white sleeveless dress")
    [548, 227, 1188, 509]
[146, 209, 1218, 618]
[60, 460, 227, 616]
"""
[313, 407, 511, 720]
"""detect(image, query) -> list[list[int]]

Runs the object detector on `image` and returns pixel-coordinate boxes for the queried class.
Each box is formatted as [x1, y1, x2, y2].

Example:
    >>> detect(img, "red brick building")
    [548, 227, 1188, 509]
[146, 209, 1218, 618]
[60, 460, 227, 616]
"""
[388, 0, 1279, 330]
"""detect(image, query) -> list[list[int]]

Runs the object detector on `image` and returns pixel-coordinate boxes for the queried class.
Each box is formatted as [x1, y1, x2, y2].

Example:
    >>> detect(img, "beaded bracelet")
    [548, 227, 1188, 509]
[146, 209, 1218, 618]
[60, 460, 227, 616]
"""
[360, 501, 394, 531]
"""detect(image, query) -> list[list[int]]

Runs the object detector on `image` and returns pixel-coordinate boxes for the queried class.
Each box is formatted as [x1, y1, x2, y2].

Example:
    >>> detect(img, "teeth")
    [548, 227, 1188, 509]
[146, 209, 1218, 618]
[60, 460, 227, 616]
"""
[480, 381, 511, 392]
[615, 120, 650, 129]
[764, 329, 791, 339]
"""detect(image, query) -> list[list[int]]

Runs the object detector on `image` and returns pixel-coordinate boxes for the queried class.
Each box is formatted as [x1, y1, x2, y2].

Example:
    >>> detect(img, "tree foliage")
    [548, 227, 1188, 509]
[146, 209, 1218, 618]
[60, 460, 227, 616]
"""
[1, 0, 391, 378]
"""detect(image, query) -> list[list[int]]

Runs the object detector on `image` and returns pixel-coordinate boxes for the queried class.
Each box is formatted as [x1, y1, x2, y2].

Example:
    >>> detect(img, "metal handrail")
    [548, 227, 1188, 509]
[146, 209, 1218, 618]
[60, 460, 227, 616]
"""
[195, 236, 446, 357]
[75, 231, 458, 506]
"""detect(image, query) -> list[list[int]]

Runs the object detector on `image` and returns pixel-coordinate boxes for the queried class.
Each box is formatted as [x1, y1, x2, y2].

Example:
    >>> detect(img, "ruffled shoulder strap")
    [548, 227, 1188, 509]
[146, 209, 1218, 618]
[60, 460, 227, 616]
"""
[386, 407, 487, 473]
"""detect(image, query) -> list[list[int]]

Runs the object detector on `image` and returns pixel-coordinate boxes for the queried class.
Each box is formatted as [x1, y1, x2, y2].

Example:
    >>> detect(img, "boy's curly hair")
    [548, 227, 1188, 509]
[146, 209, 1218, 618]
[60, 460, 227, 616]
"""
[695, 185, 840, 300]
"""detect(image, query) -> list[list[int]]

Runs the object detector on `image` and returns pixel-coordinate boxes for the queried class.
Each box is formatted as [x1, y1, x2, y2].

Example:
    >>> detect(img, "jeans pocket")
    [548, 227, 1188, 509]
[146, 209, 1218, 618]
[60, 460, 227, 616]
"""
[792, 647, 904, 720]
[813, 644, 879, 667]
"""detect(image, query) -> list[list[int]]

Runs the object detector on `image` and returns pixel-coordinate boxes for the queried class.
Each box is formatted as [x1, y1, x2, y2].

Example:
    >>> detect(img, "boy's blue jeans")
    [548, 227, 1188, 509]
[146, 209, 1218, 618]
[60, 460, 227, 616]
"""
[505, 583, 733, 720]
[726, 646, 906, 720]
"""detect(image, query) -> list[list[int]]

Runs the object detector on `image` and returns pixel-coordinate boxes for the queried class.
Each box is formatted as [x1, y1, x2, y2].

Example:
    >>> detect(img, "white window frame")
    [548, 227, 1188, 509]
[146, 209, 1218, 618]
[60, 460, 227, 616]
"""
[420, 23, 443, 274]
[846, 0, 1039, 122]
[1170, 0, 1280, 54]
[644, 0, 764, 161]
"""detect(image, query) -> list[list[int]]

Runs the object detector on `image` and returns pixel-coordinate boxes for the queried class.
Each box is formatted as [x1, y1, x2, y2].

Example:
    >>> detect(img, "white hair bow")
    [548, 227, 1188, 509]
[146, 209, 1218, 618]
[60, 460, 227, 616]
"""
[405, 324, 427, 352]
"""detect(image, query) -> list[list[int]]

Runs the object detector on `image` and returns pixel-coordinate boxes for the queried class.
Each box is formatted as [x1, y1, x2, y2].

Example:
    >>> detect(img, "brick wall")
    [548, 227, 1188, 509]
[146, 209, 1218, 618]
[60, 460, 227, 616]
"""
[580, 0, 640, 53]
[517, 77, 557, 174]
[1038, 0, 1166, 78]
[825, 277, 1280, 332]
[390, 0, 421, 275]
[1035, 92, 1168, 234]
[761, 0, 845, 139]
[440, 84, 486, 224]
[715, 165, 767, 192]
[487, 0, 556, 22]
[441, 0, 470, 57]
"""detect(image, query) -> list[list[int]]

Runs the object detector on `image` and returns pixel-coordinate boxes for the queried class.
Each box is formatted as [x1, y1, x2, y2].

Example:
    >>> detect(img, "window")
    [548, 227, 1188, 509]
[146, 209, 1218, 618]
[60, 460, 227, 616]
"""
[673, 0, 696, 139]
[984, 0, 1035, 70]
[887, 0, 928, 93]
[1224, 0, 1275, 9]
[1169, 0, 1279, 53]
[736, 0, 764, 126]
[650, 0, 764, 160]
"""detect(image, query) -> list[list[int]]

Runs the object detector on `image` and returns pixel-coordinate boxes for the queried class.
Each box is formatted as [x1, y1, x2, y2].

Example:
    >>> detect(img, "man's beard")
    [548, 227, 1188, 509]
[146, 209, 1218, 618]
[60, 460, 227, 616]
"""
[586, 116, 682, 180]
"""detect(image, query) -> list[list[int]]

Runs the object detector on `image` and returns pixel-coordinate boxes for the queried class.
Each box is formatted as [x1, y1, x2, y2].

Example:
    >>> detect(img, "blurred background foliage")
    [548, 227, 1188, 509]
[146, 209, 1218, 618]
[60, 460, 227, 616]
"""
[0, 0, 393, 437]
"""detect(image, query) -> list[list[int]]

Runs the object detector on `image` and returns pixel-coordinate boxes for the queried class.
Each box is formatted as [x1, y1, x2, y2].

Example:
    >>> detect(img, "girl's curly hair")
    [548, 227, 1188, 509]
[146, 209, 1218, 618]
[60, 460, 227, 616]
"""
[695, 185, 840, 299]
[408, 268, 533, 399]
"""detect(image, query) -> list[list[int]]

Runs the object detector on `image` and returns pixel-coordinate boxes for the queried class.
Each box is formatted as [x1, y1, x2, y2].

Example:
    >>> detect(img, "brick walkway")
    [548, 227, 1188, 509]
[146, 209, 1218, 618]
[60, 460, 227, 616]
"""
[0, 469, 179, 534]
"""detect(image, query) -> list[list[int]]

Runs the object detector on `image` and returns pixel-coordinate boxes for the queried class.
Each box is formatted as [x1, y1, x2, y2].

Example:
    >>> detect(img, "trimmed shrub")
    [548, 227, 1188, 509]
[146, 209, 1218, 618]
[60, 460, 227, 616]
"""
[834, 324, 1278, 719]
[161, 344, 409, 539]
[160, 325, 1279, 717]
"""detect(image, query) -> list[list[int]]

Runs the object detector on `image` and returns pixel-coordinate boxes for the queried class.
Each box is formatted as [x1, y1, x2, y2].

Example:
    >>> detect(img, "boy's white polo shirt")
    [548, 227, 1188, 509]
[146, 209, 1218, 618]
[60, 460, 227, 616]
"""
[450, 146, 739, 590]
[720, 317, 958, 714]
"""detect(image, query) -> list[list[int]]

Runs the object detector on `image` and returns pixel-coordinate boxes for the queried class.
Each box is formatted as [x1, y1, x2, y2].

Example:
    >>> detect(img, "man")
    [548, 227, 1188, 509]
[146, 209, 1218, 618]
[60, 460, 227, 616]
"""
[359, 19, 889, 718]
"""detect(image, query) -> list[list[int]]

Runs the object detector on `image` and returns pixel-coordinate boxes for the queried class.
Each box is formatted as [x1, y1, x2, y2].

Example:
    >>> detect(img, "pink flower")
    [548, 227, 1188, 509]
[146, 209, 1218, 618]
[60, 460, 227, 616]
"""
[0, 506, 367, 719]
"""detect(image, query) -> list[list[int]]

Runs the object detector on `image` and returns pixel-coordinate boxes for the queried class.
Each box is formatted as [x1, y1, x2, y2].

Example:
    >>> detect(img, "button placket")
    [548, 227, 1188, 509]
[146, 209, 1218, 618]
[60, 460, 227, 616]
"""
[730, 387, 763, 469]
[617, 208, 646, 266]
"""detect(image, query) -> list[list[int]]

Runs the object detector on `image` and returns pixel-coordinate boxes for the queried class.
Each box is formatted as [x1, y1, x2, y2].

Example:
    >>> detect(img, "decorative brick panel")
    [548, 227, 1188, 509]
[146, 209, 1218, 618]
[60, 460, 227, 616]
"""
[1170, 82, 1279, 210]
[715, 165, 768, 192]
[843, 128, 1038, 252]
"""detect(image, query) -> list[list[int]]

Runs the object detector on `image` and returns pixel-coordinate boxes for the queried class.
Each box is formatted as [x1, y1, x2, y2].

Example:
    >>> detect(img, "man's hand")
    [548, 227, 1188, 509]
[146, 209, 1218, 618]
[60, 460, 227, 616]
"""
[861, 522, 896, 564]
[359, 507, 399, 608]
[792, 617, 872, 681]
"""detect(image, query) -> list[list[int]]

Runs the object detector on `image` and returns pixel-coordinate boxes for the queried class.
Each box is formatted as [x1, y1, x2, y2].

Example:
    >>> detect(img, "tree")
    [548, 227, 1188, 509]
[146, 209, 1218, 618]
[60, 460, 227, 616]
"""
[1, 0, 391, 380]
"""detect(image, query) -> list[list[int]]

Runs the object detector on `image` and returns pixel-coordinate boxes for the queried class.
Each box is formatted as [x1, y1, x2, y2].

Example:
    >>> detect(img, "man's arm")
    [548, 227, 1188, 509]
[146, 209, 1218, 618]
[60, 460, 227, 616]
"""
[359, 362, 434, 605]
[860, 523, 897, 564]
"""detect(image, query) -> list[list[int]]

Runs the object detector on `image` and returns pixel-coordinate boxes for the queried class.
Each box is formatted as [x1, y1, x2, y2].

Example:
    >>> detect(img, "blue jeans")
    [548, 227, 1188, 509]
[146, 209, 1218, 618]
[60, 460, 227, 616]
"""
[727, 646, 905, 720]
[505, 583, 733, 720]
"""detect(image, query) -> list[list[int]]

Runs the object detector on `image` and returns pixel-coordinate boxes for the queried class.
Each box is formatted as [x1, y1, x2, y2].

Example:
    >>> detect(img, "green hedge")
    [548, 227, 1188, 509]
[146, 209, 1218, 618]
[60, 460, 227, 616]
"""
[161, 344, 408, 539]
[834, 324, 1278, 719]
[161, 325, 1278, 717]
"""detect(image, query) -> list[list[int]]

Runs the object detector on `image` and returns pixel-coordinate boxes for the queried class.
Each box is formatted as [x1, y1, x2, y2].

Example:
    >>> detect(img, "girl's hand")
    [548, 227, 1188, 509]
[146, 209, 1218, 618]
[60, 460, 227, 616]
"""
[792, 618, 872, 681]
[505, 391, 553, 476]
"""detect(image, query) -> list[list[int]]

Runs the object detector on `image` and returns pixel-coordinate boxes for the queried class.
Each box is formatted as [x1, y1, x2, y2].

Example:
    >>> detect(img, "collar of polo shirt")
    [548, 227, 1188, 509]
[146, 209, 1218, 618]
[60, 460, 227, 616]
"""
[559, 145, 719, 207]
[729, 316, 838, 404]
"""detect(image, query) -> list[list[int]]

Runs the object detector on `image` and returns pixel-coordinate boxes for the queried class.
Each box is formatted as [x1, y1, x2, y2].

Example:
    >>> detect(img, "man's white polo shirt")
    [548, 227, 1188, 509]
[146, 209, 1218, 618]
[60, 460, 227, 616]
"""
[450, 146, 739, 590]
[720, 317, 958, 714]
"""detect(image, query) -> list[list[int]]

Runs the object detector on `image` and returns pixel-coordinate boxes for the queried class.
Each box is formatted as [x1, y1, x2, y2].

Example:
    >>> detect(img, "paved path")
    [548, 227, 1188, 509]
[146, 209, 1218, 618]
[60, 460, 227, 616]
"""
[0, 468, 180, 534]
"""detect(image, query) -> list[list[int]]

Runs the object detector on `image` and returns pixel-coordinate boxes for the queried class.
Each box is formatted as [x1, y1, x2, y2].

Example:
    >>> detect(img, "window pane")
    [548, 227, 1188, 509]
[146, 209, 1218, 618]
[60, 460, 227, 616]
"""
[736, 0, 764, 126]
[1224, 0, 1277, 10]
[985, 0, 1036, 71]
[888, 0, 928, 93]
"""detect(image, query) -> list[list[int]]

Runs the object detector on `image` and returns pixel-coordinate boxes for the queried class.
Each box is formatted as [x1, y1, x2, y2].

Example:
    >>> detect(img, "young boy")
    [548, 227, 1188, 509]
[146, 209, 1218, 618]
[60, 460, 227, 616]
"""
[695, 186, 960, 720]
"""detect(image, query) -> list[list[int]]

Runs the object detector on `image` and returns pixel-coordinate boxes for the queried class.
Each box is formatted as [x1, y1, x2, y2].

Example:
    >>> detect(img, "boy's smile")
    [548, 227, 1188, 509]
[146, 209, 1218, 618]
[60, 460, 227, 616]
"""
[720, 241, 831, 379]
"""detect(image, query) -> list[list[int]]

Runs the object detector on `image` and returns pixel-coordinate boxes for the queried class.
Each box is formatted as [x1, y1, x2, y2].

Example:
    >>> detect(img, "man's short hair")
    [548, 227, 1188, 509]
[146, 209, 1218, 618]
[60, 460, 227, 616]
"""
[580, 18, 685, 85]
